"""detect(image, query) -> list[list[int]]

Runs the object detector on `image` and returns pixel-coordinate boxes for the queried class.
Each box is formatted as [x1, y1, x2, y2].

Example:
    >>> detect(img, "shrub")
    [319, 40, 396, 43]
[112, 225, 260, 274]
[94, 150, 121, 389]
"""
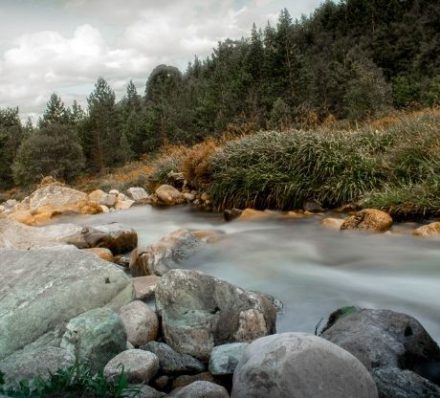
[13, 124, 85, 186]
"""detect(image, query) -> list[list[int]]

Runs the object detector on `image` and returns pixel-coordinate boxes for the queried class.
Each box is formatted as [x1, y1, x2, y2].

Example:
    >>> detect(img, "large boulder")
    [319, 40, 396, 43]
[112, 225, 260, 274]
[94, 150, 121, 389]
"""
[155, 185, 185, 206]
[60, 308, 127, 372]
[119, 301, 159, 347]
[341, 209, 393, 232]
[9, 183, 102, 225]
[321, 217, 344, 230]
[0, 248, 133, 361]
[231, 333, 378, 398]
[169, 381, 230, 398]
[155, 269, 277, 360]
[321, 308, 440, 393]
[321, 308, 440, 372]
[129, 229, 199, 277]
[0, 219, 137, 254]
[0, 346, 74, 388]
[104, 349, 159, 384]
[413, 222, 440, 238]
[141, 341, 205, 375]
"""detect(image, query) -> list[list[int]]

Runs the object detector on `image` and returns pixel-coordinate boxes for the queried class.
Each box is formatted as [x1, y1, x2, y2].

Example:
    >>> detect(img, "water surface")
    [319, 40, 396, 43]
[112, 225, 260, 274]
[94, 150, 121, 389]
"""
[61, 205, 440, 341]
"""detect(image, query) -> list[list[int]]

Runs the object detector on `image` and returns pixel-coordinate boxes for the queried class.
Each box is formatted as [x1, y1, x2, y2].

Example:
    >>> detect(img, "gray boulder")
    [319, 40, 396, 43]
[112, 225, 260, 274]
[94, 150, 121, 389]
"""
[83, 223, 138, 254]
[209, 343, 248, 376]
[155, 269, 277, 360]
[321, 308, 440, 371]
[129, 229, 199, 277]
[127, 187, 150, 202]
[0, 248, 132, 361]
[231, 333, 378, 398]
[0, 346, 74, 388]
[169, 381, 229, 398]
[372, 367, 440, 398]
[61, 308, 127, 372]
[130, 384, 165, 398]
[104, 349, 159, 384]
[141, 341, 205, 375]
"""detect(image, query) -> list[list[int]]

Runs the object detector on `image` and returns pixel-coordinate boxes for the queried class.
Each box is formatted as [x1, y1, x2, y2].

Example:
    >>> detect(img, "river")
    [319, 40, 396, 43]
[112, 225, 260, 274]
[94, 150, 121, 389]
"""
[60, 205, 440, 342]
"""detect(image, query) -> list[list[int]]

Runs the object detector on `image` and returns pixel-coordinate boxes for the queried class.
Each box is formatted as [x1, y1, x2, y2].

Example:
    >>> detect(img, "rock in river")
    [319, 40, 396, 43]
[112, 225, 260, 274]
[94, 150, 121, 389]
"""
[155, 269, 277, 360]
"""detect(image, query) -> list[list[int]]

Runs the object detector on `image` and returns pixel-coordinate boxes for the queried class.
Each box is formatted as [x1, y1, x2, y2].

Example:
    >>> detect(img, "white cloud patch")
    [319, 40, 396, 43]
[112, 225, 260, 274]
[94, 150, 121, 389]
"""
[0, 0, 323, 121]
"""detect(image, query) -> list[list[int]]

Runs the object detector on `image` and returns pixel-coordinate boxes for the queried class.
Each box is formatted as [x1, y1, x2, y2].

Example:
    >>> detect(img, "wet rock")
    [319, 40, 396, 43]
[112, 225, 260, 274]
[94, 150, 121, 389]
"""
[104, 349, 159, 383]
[183, 193, 196, 202]
[127, 187, 149, 202]
[169, 381, 229, 398]
[115, 199, 135, 210]
[156, 185, 185, 206]
[321, 308, 440, 373]
[0, 248, 132, 361]
[209, 343, 248, 376]
[133, 275, 161, 300]
[321, 217, 344, 230]
[192, 230, 224, 243]
[85, 223, 138, 254]
[88, 189, 117, 207]
[155, 269, 277, 360]
[341, 209, 393, 232]
[231, 333, 377, 398]
[119, 301, 158, 347]
[223, 209, 242, 222]
[60, 308, 127, 372]
[82, 247, 114, 262]
[0, 346, 74, 388]
[129, 229, 199, 277]
[141, 341, 205, 375]
[372, 367, 440, 398]
[238, 208, 272, 221]
[413, 222, 440, 238]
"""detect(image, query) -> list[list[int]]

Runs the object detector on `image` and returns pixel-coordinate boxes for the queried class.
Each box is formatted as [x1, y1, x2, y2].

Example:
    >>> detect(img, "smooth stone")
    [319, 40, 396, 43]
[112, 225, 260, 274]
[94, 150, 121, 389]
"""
[172, 372, 215, 390]
[231, 333, 378, 398]
[320, 217, 344, 230]
[130, 384, 165, 398]
[141, 341, 205, 375]
[133, 275, 161, 300]
[414, 222, 440, 238]
[104, 349, 159, 384]
[82, 247, 114, 262]
[60, 307, 127, 372]
[155, 185, 185, 206]
[127, 187, 150, 202]
[169, 381, 229, 398]
[119, 301, 159, 347]
[341, 208, 393, 232]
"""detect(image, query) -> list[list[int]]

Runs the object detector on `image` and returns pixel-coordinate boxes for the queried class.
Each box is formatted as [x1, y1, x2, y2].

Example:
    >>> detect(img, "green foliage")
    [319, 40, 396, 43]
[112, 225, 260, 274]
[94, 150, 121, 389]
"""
[0, 363, 139, 398]
[13, 123, 85, 186]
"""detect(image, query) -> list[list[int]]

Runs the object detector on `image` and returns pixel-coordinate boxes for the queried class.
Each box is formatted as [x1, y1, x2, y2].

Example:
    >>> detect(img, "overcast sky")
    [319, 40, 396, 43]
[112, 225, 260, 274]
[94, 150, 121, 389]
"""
[0, 0, 323, 121]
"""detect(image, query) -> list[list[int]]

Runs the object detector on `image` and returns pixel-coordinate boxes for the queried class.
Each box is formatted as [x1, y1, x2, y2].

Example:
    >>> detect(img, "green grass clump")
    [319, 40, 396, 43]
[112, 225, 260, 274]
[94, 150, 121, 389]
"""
[0, 363, 139, 398]
[205, 111, 440, 218]
[208, 130, 386, 210]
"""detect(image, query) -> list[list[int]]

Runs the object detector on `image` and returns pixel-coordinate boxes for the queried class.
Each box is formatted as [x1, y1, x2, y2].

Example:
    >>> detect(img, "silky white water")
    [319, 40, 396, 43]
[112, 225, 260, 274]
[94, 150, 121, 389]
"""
[62, 205, 440, 341]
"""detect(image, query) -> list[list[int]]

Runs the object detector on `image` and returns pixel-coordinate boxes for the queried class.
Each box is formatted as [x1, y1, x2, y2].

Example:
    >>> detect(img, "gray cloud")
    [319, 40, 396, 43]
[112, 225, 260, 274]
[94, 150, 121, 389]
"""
[0, 0, 323, 121]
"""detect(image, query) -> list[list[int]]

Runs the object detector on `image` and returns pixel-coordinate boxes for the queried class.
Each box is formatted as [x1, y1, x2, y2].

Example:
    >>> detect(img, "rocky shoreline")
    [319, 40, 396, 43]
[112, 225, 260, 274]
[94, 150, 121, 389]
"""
[1, 182, 440, 397]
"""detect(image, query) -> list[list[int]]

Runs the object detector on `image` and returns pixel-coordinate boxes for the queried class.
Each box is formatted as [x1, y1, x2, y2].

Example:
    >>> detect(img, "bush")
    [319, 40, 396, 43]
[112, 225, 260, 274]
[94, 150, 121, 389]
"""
[13, 124, 85, 186]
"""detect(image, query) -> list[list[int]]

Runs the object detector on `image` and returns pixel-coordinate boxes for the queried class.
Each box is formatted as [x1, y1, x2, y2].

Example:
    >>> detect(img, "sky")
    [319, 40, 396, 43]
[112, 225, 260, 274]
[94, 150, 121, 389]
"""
[0, 0, 323, 121]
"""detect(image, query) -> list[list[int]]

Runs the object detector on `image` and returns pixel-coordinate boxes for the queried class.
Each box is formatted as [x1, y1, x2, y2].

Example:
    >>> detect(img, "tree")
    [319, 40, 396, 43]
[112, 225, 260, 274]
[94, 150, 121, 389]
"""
[269, 98, 291, 130]
[0, 108, 23, 189]
[13, 123, 85, 186]
[39, 93, 69, 127]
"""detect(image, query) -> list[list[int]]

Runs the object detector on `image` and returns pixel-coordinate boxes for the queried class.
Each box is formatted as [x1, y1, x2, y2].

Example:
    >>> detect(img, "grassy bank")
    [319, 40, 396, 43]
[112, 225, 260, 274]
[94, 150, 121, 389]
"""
[150, 109, 440, 220]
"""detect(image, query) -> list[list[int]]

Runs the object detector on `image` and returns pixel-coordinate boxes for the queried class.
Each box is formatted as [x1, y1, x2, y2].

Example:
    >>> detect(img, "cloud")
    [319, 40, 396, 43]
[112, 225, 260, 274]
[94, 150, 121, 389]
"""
[0, 0, 324, 121]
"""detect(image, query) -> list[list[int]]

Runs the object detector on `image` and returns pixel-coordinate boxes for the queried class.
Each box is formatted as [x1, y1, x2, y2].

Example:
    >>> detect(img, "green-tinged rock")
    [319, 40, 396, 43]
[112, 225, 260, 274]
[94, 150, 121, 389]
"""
[60, 308, 127, 372]
[208, 343, 248, 376]
[0, 248, 133, 361]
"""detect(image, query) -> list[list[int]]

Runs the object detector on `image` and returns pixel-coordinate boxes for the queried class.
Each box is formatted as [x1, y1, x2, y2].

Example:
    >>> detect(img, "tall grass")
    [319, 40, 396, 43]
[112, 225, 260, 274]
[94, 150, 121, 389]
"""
[206, 111, 440, 217]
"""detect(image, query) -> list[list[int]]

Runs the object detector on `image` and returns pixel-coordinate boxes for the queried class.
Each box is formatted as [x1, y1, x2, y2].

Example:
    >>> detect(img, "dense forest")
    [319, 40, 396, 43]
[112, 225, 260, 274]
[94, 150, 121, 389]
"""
[1, 0, 439, 189]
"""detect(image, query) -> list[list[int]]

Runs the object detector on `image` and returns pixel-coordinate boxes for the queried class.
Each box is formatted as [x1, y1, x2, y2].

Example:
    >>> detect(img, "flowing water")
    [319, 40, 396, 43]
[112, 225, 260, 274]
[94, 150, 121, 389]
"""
[61, 205, 440, 342]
